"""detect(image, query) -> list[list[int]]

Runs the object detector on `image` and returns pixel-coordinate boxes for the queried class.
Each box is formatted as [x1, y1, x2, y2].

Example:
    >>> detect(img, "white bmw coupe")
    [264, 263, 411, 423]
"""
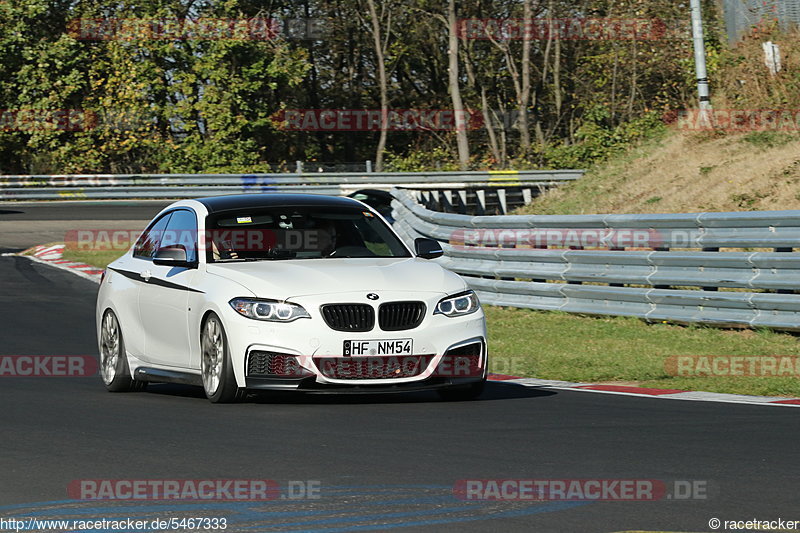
[97, 194, 487, 403]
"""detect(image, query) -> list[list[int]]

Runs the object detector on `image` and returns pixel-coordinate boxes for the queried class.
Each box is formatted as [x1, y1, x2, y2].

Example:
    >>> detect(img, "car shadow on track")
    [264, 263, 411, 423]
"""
[141, 381, 555, 404]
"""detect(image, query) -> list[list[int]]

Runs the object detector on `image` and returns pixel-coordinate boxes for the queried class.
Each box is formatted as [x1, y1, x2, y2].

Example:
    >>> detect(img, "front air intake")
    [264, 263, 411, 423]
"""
[247, 351, 310, 378]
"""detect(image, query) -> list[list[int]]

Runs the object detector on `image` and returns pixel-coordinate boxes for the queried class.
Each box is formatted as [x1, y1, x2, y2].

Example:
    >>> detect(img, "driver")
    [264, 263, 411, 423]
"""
[317, 220, 338, 257]
[211, 237, 240, 260]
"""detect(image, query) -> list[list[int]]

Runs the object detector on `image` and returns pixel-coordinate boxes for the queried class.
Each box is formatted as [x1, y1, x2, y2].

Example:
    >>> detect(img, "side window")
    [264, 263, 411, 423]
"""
[160, 209, 198, 263]
[133, 212, 172, 259]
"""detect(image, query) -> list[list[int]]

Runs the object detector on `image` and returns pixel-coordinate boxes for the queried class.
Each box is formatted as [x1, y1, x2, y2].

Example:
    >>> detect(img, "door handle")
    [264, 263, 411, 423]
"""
[139, 270, 151, 281]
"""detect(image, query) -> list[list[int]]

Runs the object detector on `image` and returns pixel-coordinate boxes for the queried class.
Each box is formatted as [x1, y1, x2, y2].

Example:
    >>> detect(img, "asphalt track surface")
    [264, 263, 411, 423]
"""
[0, 201, 170, 248]
[1, 202, 799, 532]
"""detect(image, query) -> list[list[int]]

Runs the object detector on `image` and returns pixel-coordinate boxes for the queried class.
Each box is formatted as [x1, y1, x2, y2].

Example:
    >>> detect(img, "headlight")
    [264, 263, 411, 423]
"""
[229, 298, 310, 322]
[434, 290, 480, 317]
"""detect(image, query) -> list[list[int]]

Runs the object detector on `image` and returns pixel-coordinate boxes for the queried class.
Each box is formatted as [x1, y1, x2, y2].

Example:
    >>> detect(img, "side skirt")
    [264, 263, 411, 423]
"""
[135, 367, 203, 387]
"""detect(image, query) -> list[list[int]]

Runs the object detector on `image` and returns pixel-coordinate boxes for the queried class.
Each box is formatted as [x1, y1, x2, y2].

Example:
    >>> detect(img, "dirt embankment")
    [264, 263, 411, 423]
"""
[520, 131, 800, 215]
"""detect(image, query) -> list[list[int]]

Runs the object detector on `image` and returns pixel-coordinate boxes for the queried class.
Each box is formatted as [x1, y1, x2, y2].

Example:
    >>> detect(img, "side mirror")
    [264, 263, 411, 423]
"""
[414, 238, 444, 260]
[153, 245, 194, 267]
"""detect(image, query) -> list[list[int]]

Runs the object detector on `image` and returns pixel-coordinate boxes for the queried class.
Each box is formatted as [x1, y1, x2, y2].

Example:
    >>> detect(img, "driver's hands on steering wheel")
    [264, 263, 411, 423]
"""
[212, 239, 239, 260]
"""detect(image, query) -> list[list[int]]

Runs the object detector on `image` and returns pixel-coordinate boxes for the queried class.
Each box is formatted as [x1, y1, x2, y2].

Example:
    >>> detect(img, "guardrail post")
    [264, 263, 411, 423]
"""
[420, 190, 430, 208]
[566, 251, 583, 285]
[475, 190, 486, 216]
[522, 188, 532, 204]
[432, 190, 442, 211]
[608, 244, 626, 287]
[457, 190, 468, 214]
[652, 246, 671, 289]
[497, 189, 508, 215]
[366, 160, 373, 173]
[775, 247, 794, 294]
[442, 190, 454, 213]
[536, 184, 547, 198]
[701, 247, 720, 291]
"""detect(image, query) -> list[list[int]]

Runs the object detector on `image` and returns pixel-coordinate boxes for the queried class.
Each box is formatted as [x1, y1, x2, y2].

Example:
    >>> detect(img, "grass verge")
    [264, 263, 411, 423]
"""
[62, 247, 129, 268]
[486, 306, 800, 397]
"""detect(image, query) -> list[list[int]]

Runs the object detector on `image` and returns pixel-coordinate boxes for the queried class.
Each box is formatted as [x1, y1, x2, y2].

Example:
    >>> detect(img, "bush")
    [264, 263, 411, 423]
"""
[530, 109, 667, 169]
[382, 146, 461, 172]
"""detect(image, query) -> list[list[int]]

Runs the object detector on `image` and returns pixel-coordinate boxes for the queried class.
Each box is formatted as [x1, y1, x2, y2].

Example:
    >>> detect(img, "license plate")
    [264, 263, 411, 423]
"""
[343, 339, 413, 356]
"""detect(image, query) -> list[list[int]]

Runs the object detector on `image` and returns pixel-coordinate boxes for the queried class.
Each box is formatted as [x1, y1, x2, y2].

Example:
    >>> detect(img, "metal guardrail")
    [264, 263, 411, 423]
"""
[398, 189, 800, 249]
[391, 189, 800, 331]
[0, 170, 584, 201]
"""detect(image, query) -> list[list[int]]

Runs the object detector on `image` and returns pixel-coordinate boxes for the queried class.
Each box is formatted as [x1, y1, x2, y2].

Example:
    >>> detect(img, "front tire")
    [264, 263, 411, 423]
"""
[201, 313, 245, 403]
[99, 309, 146, 392]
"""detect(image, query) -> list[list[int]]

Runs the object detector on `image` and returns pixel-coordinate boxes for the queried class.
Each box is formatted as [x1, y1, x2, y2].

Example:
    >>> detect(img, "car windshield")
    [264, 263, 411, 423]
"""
[206, 206, 410, 262]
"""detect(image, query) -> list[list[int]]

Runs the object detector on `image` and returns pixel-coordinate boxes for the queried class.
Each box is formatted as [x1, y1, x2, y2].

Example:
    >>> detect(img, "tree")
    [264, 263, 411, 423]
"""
[363, 0, 390, 171]
[447, 0, 470, 169]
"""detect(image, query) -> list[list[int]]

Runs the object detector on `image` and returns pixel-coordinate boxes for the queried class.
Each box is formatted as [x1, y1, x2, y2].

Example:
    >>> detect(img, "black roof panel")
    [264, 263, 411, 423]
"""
[198, 193, 363, 214]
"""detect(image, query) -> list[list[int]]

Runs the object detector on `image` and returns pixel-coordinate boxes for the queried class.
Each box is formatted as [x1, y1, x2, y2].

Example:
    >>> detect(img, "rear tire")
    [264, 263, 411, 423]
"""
[99, 309, 147, 392]
[437, 380, 485, 401]
[201, 313, 245, 403]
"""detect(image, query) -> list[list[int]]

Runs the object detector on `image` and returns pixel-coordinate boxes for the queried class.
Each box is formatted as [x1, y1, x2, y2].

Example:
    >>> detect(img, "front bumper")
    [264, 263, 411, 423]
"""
[241, 337, 487, 391]
[244, 375, 485, 393]
[220, 290, 488, 390]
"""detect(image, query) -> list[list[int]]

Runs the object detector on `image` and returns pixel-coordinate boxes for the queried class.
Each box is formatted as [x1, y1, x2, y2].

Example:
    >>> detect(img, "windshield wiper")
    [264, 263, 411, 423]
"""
[238, 250, 297, 261]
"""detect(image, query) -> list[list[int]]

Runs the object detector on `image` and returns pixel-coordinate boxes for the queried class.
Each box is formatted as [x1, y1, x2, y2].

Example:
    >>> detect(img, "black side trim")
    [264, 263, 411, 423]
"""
[135, 367, 203, 386]
[110, 268, 140, 282]
[110, 267, 204, 293]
